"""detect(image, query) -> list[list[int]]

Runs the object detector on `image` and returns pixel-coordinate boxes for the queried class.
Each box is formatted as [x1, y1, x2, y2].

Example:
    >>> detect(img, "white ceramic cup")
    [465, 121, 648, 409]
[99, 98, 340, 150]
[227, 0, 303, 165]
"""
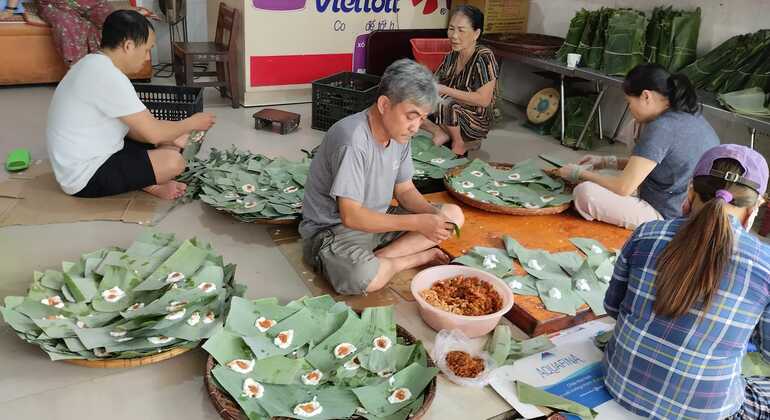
[567, 53, 582, 68]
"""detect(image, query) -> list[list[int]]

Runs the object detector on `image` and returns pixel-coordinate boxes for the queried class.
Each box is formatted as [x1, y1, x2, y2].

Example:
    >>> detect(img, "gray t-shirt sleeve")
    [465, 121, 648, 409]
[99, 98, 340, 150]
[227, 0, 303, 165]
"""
[633, 120, 671, 163]
[329, 145, 367, 203]
[396, 141, 414, 184]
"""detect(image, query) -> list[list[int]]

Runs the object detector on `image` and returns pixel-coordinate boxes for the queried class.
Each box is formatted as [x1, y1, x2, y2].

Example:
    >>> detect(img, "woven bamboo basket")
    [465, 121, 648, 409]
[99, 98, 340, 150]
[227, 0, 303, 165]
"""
[62, 346, 194, 368]
[204, 325, 437, 420]
[444, 162, 571, 216]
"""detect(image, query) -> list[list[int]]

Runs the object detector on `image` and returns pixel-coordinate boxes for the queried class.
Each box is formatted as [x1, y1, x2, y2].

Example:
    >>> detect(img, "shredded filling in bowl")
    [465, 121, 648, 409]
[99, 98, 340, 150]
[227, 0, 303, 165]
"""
[419, 275, 503, 316]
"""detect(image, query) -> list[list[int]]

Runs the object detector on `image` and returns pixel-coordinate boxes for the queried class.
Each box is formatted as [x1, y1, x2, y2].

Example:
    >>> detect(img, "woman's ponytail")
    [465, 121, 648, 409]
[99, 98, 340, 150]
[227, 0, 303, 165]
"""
[667, 73, 700, 114]
[653, 158, 760, 318]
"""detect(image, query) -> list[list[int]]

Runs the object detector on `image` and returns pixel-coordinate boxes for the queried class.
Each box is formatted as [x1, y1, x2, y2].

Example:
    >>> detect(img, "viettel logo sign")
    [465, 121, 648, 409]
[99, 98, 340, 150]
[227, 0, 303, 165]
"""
[253, 0, 439, 14]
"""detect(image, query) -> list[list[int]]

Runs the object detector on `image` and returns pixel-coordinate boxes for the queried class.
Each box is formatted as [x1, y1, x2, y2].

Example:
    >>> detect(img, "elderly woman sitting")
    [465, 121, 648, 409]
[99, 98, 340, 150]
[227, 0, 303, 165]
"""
[421, 5, 499, 156]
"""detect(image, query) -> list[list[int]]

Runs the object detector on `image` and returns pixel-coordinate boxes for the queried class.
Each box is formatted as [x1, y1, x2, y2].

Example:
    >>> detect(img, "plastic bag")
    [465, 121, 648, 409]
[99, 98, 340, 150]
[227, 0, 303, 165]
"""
[433, 329, 497, 388]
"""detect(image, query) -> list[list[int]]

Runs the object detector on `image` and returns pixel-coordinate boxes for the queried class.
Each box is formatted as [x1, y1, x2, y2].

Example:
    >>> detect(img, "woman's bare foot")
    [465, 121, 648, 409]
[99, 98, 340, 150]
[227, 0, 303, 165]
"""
[143, 181, 187, 200]
[171, 132, 191, 150]
[432, 131, 450, 146]
[451, 141, 466, 156]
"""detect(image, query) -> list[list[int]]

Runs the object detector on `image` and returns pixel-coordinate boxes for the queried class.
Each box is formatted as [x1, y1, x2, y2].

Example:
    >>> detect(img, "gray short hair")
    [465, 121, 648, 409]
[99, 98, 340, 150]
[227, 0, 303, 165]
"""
[378, 59, 439, 110]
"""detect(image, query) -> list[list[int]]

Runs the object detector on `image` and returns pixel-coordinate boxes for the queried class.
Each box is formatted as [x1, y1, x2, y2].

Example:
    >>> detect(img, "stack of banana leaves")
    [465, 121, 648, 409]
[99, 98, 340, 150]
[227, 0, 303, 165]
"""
[556, 7, 700, 76]
[644, 6, 701, 72]
[179, 147, 309, 223]
[551, 95, 599, 149]
[681, 30, 770, 94]
[0, 231, 243, 360]
[555, 9, 590, 62]
[446, 159, 572, 209]
[204, 295, 438, 420]
[602, 9, 648, 76]
[410, 134, 468, 181]
[717, 87, 770, 117]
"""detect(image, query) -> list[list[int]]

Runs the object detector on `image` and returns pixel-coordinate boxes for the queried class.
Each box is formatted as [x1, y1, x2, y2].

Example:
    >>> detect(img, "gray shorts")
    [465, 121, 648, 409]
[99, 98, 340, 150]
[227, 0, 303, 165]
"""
[302, 206, 414, 295]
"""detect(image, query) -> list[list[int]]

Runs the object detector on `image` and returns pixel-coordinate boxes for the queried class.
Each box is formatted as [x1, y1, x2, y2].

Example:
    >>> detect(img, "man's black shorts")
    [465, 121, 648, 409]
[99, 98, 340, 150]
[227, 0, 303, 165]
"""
[74, 139, 157, 198]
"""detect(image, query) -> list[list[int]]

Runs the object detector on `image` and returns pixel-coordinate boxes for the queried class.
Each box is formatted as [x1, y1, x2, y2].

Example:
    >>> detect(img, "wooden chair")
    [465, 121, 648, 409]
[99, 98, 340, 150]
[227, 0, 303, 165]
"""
[172, 3, 239, 108]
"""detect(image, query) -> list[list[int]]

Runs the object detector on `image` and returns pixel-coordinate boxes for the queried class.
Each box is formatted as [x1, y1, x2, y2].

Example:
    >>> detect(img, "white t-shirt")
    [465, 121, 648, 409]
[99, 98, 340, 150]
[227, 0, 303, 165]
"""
[46, 54, 146, 195]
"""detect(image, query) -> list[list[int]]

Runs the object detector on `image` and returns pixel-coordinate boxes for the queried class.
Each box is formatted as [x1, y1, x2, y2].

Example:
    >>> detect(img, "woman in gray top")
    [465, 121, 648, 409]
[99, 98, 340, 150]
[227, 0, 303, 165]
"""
[551, 64, 720, 230]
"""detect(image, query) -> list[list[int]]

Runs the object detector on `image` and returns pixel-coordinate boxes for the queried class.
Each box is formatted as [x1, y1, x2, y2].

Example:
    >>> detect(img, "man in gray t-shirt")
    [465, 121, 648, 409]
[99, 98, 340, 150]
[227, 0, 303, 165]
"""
[300, 60, 465, 295]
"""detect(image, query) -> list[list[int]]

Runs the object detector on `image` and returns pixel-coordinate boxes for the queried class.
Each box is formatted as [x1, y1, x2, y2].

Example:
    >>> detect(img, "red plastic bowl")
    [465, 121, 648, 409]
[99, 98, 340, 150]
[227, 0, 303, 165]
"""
[410, 38, 451, 72]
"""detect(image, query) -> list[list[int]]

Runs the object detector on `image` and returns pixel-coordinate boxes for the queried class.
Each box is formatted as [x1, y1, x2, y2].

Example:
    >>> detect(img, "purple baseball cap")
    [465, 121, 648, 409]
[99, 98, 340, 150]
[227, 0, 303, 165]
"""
[693, 144, 769, 195]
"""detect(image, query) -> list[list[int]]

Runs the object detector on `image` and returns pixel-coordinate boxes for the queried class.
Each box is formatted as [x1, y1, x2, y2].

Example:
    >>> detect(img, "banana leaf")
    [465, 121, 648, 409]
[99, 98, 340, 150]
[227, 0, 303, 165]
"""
[644, 6, 666, 63]
[665, 8, 701, 72]
[681, 34, 746, 89]
[0, 230, 242, 360]
[575, 10, 600, 60]
[484, 325, 555, 366]
[552, 95, 599, 150]
[603, 9, 647, 76]
[721, 43, 770, 94]
[585, 8, 611, 69]
[556, 9, 590, 62]
[707, 32, 770, 93]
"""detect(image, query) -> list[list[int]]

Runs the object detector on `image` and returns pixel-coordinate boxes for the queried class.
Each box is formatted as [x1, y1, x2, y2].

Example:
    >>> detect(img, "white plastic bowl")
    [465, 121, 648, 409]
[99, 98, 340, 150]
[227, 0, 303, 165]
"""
[411, 265, 514, 338]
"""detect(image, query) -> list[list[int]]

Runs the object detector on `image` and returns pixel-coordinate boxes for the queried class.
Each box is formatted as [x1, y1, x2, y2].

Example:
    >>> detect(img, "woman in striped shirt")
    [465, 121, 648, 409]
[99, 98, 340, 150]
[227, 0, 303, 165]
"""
[421, 5, 498, 156]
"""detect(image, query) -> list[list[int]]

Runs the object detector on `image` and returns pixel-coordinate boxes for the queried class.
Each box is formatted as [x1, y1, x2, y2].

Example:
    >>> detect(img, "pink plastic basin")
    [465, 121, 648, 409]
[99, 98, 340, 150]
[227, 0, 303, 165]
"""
[411, 265, 514, 338]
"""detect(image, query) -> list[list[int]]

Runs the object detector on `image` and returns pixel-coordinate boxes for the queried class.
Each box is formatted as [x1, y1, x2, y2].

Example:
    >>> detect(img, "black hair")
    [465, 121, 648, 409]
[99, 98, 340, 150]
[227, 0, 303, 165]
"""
[101, 10, 154, 50]
[451, 5, 484, 36]
[622, 63, 700, 114]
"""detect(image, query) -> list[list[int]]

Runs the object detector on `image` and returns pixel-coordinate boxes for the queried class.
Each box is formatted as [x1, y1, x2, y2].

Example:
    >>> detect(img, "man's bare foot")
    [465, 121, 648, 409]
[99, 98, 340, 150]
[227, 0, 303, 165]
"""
[451, 141, 466, 156]
[432, 131, 450, 146]
[143, 181, 187, 200]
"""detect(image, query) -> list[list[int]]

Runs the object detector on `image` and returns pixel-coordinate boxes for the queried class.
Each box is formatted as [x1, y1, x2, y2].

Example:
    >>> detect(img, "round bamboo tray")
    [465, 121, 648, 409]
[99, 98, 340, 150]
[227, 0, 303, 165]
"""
[205, 325, 437, 420]
[62, 346, 194, 368]
[444, 162, 571, 216]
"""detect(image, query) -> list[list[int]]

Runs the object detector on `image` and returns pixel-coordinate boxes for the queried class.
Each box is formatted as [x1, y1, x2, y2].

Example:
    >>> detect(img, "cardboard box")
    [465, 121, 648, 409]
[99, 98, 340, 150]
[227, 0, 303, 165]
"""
[455, 0, 529, 34]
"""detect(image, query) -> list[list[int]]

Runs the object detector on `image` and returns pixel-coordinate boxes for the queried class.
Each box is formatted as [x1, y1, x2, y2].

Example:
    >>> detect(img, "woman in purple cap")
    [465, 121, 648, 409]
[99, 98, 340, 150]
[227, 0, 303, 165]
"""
[551, 64, 719, 230]
[602, 144, 770, 419]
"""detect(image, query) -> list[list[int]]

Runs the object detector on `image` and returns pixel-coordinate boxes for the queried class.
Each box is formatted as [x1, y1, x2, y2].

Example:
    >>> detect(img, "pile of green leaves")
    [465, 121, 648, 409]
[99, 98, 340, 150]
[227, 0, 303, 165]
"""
[556, 7, 700, 76]
[0, 231, 243, 360]
[411, 135, 468, 181]
[602, 9, 648, 76]
[204, 295, 437, 420]
[446, 159, 571, 209]
[452, 236, 617, 316]
[551, 95, 599, 150]
[555, 9, 590, 62]
[718, 87, 770, 117]
[645, 6, 701, 72]
[682, 30, 770, 94]
[179, 147, 308, 223]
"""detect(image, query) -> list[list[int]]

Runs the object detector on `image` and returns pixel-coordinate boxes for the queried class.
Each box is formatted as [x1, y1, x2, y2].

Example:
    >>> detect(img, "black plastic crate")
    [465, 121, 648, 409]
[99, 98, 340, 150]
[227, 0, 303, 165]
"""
[312, 72, 380, 131]
[133, 84, 203, 121]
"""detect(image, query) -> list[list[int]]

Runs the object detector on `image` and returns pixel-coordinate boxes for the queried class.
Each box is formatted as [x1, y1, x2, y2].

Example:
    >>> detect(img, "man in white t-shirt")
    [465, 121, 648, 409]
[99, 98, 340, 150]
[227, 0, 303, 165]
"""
[46, 10, 216, 200]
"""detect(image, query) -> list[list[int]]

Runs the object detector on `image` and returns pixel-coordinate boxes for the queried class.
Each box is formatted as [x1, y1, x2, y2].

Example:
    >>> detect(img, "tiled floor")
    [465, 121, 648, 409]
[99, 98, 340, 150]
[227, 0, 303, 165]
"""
[0, 78, 627, 419]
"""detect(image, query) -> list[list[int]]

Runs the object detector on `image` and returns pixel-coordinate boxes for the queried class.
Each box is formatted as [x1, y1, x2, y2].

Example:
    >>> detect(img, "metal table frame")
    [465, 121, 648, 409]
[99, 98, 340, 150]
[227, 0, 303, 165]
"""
[492, 49, 770, 149]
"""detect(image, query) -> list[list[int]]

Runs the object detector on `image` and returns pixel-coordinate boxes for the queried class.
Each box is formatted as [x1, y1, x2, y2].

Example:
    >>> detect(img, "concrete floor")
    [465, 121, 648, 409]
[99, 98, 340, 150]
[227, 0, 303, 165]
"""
[0, 78, 627, 420]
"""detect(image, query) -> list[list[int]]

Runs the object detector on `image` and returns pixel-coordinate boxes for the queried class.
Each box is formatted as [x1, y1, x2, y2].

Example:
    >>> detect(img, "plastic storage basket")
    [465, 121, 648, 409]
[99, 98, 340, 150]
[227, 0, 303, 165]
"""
[311, 72, 380, 131]
[133, 84, 204, 121]
[410, 38, 451, 72]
